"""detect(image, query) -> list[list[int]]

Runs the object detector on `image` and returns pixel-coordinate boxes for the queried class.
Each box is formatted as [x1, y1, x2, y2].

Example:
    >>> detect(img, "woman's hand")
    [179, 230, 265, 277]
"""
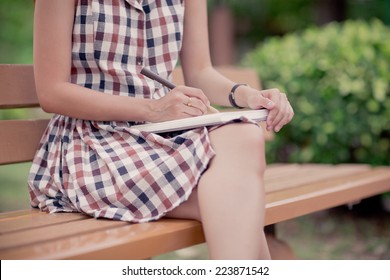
[246, 87, 294, 132]
[148, 86, 210, 122]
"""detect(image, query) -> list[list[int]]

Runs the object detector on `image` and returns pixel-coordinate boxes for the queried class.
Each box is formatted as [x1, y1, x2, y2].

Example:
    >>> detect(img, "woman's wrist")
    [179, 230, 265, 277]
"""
[143, 98, 160, 123]
[231, 84, 251, 108]
[116, 97, 158, 123]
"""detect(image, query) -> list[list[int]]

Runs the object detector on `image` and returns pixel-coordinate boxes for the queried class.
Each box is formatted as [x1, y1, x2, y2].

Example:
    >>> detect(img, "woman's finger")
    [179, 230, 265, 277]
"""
[182, 96, 207, 115]
[269, 93, 288, 131]
[175, 85, 210, 107]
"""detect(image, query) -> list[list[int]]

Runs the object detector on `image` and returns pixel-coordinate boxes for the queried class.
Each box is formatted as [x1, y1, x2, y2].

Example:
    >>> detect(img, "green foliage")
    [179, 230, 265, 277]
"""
[0, 0, 34, 120]
[0, 109, 30, 120]
[243, 19, 390, 165]
[208, 0, 390, 45]
[0, 0, 34, 64]
[208, 0, 315, 43]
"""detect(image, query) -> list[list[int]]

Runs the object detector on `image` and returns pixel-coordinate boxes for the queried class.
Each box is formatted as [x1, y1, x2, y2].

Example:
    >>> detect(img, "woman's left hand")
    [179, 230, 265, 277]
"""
[246, 88, 294, 132]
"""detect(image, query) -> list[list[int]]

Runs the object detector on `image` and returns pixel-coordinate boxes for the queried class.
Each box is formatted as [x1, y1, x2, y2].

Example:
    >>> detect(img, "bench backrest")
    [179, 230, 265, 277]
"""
[0, 64, 261, 165]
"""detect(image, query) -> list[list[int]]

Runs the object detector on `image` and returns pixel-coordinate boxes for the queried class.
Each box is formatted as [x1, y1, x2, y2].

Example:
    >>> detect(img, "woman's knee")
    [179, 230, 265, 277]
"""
[231, 123, 265, 155]
[235, 123, 266, 150]
[210, 123, 267, 173]
[212, 123, 265, 148]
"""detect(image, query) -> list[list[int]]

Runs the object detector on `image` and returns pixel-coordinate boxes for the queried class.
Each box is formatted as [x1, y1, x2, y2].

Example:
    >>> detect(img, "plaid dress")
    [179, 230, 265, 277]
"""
[27, 0, 216, 223]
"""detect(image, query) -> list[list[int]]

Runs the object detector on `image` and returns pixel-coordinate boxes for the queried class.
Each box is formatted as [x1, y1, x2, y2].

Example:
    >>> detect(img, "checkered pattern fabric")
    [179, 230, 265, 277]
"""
[71, 0, 184, 99]
[28, 0, 217, 223]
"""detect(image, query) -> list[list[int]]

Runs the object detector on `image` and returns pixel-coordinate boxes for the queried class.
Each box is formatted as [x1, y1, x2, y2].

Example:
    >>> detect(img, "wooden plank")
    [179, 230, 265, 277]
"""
[0, 218, 128, 250]
[0, 119, 49, 165]
[264, 164, 369, 181]
[264, 164, 371, 193]
[265, 168, 390, 225]
[266, 167, 389, 202]
[0, 64, 39, 108]
[0, 211, 88, 234]
[0, 209, 41, 219]
[0, 219, 204, 260]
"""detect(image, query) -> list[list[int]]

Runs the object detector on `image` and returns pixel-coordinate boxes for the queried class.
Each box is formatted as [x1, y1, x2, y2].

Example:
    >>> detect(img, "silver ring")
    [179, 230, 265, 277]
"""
[186, 98, 192, 107]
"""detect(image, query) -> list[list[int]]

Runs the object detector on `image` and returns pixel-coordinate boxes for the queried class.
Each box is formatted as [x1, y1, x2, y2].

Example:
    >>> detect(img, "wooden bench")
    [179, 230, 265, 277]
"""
[1, 64, 389, 260]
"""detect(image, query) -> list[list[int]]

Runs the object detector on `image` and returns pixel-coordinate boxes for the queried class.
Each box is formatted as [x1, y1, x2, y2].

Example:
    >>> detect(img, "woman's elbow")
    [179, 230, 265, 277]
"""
[35, 85, 57, 114]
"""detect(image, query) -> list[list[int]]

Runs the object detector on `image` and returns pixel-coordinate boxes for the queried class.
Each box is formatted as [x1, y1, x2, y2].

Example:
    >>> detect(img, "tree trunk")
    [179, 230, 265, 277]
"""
[314, 0, 347, 25]
[209, 4, 236, 65]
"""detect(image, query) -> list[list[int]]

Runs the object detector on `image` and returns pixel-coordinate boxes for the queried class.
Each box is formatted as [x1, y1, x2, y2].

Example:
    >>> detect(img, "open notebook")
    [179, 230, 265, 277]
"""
[131, 109, 268, 133]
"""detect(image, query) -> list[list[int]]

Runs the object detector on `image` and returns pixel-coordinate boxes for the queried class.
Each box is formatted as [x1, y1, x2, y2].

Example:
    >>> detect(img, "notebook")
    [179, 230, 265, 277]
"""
[131, 109, 268, 133]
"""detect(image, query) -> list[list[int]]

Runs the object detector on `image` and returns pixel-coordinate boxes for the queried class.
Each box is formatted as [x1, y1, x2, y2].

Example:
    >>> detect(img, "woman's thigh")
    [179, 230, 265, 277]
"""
[164, 122, 266, 220]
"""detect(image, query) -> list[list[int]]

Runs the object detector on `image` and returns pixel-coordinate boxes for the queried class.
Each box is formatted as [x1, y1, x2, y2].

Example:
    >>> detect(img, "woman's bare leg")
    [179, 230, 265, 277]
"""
[198, 123, 270, 259]
[166, 123, 270, 259]
[166, 188, 202, 221]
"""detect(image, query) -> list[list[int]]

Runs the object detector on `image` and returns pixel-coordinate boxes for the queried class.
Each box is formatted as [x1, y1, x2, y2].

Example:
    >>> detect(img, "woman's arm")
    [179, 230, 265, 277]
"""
[179, 0, 233, 106]
[180, 0, 294, 132]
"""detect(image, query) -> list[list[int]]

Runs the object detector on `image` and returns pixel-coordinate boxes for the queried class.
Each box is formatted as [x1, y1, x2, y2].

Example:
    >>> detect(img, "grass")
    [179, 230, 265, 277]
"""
[277, 205, 390, 260]
[1, 164, 389, 260]
[0, 162, 31, 212]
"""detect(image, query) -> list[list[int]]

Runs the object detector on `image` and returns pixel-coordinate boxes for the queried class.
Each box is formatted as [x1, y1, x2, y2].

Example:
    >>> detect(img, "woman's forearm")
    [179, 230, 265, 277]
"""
[184, 66, 248, 108]
[37, 81, 154, 122]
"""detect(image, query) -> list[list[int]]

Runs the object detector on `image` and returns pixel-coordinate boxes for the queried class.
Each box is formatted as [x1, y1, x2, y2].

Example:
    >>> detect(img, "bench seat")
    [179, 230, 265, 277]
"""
[1, 163, 389, 260]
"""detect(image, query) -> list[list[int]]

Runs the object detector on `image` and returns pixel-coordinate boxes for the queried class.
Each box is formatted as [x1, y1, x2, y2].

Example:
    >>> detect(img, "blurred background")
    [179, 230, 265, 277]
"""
[0, 0, 389, 259]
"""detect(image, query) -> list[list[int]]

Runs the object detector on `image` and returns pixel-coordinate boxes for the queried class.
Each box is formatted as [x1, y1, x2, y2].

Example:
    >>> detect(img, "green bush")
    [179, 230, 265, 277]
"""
[0, 0, 34, 64]
[208, 0, 390, 47]
[243, 19, 390, 165]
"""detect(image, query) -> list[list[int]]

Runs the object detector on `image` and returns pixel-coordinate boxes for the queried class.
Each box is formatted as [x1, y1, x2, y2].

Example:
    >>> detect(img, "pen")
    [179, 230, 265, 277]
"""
[141, 68, 219, 114]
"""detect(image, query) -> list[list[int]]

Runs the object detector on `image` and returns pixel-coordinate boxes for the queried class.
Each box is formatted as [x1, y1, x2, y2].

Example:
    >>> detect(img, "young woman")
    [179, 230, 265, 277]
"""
[30, 0, 293, 259]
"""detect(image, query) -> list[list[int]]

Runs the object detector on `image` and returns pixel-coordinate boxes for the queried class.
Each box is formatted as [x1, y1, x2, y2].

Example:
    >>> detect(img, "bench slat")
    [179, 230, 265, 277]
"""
[0, 209, 42, 219]
[0, 211, 88, 234]
[264, 163, 369, 180]
[265, 164, 371, 192]
[0, 65, 39, 108]
[265, 167, 390, 224]
[0, 218, 128, 250]
[0, 219, 204, 260]
[0, 119, 49, 165]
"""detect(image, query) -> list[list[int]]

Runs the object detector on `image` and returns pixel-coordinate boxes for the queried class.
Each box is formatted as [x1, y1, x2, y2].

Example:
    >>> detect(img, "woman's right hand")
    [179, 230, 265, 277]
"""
[148, 86, 210, 122]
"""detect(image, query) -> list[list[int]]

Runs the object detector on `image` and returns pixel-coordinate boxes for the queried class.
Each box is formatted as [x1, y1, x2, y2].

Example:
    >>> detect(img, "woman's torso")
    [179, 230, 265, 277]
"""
[71, 0, 185, 100]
